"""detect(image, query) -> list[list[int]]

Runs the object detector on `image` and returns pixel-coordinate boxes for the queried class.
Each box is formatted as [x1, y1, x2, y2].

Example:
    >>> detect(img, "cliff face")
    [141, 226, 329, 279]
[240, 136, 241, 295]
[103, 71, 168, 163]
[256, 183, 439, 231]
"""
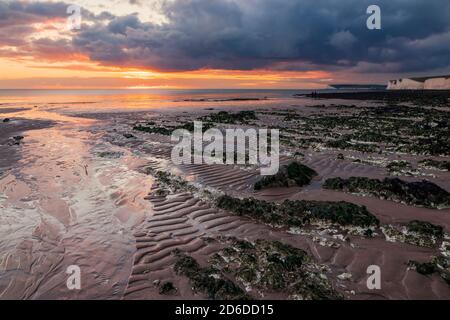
[388, 79, 424, 90]
[424, 77, 450, 90]
[388, 76, 450, 90]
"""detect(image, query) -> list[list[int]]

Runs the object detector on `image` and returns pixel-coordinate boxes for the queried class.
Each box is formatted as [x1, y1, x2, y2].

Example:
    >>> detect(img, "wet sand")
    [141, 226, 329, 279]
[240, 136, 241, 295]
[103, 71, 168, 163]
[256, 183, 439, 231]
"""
[0, 98, 449, 300]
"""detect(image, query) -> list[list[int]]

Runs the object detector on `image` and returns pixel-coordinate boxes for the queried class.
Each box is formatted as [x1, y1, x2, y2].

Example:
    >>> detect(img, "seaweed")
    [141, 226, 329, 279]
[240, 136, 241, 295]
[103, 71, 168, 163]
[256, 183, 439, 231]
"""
[159, 282, 177, 295]
[418, 159, 450, 171]
[386, 160, 413, 175]
[202, 111, 258, 124]
[216, 196, 379, 228]
[326, 139, 378, 153]
[408, 261, 437, 275]
[382, 222, 443, 248]
[209, 238, 342, 300]
[254, 162, 317, 190]
[407, 220, 444, 238]
[133, 123, 173, 135]
[173, 251, 248, 300]
[133, 121, 213, 136]
[324, 177, 450, 209]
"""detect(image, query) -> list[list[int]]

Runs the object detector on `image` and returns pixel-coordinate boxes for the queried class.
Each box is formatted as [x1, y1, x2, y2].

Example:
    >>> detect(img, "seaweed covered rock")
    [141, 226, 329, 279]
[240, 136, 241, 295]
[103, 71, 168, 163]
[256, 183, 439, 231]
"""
[386, 160, 413, 175]
[324, 177, 450, 209]
[407, 220, 444, 239]
[408, 261, 437, 275]
[173, 251, 248, 300]
[433, 256, 450, 286]
[326, 139, 377, 153]
[203, 111, 258, 124]
[382, 221, 444, 247]
[8, 135, 24, 146]
[408, 255, 450, 286]
[419, 159, 450, 171]
[133, 121, 213, 136]
[216, 195, 379, 228]
[159, 282, 177, 295]
[133, 123, 173, 135]
[209, 238, 342, 300]
[254, 162, 317, 190]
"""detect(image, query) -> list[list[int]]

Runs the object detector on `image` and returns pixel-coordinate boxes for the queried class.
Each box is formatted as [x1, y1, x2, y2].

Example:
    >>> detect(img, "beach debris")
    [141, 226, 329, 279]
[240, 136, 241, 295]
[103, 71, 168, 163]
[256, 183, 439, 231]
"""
[337, 273, 352, 281]
[153, 279, 161, 287]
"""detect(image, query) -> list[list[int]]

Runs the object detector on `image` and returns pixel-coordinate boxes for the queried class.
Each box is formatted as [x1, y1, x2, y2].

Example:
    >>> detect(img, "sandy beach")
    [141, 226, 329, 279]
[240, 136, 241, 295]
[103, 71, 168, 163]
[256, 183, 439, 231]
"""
[0, 90, 449, 300]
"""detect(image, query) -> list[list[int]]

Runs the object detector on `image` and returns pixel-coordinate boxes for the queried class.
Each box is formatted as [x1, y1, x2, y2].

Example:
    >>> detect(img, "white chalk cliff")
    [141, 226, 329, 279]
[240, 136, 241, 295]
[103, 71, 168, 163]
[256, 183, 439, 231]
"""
[388, 75, 450, 90]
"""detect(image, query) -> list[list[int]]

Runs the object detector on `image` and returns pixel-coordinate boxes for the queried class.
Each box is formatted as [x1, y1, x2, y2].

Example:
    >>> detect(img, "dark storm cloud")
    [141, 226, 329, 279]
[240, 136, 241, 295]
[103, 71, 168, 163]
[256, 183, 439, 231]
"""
[68, 0, 450, 73]
[0, 1, 69, 48]
[0, 1, 113, 27]
[0, 1, 112, 58]
[2, 0, 450, 73]
[0, 0, 67, 19]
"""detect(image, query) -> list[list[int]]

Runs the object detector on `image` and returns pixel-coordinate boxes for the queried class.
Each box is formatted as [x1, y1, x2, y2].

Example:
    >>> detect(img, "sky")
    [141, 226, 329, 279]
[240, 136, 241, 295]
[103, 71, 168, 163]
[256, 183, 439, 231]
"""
[0, 0, 449, 89]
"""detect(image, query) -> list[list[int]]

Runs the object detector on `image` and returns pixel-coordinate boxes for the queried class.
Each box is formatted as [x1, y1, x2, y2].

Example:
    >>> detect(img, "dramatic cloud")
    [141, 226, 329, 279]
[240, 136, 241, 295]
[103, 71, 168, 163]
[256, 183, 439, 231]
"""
[69, 0, 450, 73]
[0, 0, 67, 46]
[1, 0, 450, 75]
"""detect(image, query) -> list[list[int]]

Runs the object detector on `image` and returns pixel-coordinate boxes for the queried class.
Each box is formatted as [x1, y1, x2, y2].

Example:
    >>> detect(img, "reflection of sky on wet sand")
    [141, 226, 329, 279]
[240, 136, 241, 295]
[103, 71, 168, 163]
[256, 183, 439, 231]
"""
[0, 89, 378, 118]
[0, 104, 153, 299]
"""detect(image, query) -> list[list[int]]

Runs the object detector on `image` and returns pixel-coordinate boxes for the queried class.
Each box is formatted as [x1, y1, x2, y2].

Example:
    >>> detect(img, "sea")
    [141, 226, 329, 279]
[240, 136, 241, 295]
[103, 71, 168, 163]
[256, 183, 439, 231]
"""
[0, 88, 342, 114]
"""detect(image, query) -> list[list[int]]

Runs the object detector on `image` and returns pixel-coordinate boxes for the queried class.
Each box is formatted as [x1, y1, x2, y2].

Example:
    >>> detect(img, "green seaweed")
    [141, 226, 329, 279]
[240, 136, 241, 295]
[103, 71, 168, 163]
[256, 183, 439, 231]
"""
[217, 196, 379, 228]
[324, 177, 450, 209]
[407, 220, 444, 238]
[173, 251, 248, 300]
[210, 238, 342, 300]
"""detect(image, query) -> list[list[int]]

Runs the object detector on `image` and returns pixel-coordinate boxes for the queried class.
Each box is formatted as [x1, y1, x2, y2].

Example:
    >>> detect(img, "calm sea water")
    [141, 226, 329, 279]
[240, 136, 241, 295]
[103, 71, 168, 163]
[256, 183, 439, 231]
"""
[0, 88, 343, 113]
